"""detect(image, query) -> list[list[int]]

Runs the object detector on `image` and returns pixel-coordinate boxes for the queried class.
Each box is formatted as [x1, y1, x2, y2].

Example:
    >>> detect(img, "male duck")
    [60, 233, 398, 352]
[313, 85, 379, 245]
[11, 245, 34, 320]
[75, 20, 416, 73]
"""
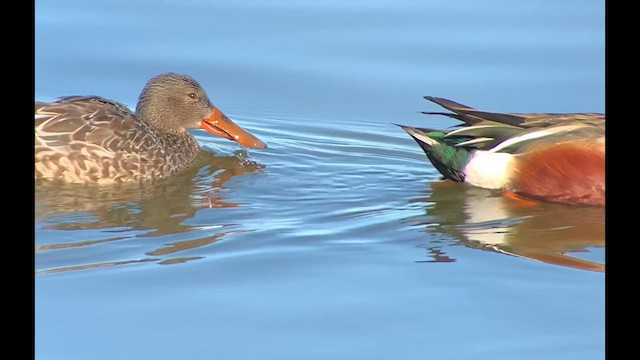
[35, 73, 267, 184]
[399, 96, 605, 206]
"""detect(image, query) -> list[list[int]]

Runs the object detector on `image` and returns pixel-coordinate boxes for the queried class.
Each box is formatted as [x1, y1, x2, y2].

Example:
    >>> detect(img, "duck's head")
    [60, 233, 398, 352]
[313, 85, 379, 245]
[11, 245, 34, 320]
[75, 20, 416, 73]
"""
[135, 73, 267, 148]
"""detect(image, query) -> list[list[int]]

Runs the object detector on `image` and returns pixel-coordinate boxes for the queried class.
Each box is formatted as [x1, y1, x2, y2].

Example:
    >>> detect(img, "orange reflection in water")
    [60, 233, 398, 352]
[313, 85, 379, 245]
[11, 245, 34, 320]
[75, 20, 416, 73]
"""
[410, 181, 605, 272]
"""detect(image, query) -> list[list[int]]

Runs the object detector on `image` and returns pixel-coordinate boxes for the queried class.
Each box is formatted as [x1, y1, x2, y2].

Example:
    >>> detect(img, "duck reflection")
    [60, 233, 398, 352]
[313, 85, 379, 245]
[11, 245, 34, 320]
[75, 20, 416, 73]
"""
[410, 181, 605, 272]
[35, 150, 263, 273]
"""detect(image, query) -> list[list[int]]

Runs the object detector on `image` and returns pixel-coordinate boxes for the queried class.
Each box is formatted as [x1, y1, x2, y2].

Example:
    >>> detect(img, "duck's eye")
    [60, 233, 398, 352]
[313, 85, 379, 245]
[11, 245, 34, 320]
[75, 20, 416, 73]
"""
[188, 93, 198, 99]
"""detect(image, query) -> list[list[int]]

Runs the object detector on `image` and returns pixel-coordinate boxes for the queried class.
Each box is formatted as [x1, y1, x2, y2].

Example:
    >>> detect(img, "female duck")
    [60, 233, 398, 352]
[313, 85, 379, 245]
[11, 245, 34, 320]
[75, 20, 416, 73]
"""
[399, 96, 605, 206]
[35, 73, 267, 184]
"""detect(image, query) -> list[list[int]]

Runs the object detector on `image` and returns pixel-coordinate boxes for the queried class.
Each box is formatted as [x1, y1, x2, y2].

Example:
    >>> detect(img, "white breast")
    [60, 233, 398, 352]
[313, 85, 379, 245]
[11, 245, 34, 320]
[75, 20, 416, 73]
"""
[464, 151, 514, 189]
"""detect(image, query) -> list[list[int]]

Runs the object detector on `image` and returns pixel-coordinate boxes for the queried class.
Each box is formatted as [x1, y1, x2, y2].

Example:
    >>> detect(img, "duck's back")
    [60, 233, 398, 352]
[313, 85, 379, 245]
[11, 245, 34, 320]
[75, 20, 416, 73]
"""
[35, 96, 198, 184]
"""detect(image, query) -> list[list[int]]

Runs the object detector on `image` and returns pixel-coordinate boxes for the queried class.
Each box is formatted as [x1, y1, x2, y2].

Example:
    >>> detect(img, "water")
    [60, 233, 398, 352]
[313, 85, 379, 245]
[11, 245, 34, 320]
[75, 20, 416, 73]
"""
[35, 0, 605, 359]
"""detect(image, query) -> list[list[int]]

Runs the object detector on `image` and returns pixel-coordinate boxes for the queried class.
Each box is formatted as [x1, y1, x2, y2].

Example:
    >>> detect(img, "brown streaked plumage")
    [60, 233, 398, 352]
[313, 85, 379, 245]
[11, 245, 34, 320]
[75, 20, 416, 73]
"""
[399, 96, 605, 206]
[35, 73, 267, 184]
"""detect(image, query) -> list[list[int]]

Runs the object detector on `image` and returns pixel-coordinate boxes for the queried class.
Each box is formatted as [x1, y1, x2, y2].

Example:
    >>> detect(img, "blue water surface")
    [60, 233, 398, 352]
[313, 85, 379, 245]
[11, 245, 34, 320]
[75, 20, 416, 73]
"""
[35, 0, 605, 359]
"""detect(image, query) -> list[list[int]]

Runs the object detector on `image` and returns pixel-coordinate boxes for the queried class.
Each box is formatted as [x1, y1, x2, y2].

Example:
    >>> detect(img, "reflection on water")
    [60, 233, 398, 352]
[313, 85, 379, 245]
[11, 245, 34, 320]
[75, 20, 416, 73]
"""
[409, 181, 605, 272]
[35, 150, 263, 273]
[37, 258, 160, 274]
[35, 0, 604, 357]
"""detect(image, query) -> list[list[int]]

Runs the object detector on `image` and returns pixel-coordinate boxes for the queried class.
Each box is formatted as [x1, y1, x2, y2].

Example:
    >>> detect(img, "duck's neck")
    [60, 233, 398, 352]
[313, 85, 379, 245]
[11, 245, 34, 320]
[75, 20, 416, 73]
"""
[155, 131, 201, 175]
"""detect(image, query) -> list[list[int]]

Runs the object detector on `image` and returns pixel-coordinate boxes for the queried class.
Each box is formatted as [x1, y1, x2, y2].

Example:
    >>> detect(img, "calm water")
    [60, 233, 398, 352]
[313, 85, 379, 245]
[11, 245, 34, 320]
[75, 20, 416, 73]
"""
[35, 0, 605, 359]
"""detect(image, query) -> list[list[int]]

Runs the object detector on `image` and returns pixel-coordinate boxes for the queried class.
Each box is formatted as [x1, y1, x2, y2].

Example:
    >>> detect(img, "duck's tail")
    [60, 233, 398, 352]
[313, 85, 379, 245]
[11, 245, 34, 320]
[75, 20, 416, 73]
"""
[397, 125, 473, 183]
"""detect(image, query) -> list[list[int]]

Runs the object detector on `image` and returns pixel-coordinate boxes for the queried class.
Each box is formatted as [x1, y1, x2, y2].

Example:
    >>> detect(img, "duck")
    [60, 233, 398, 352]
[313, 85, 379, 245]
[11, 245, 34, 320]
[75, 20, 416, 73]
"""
[399, 96, 605, 206]
[35, 73, 267, 184]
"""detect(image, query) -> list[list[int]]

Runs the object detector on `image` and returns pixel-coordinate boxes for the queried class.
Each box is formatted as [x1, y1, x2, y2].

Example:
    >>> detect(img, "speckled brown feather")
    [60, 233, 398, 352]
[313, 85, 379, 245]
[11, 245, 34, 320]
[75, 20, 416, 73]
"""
[35, 96, 199, 184]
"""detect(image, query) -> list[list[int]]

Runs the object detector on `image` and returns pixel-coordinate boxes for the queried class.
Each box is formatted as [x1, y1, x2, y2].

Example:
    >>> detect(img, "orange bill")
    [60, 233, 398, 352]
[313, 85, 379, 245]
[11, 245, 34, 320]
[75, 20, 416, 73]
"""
[201, 106, 267, 148]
